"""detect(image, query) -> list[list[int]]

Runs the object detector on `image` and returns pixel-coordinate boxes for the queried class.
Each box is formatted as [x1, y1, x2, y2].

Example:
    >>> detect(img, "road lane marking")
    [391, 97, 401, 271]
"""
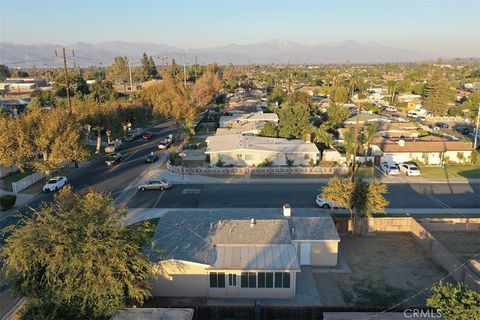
[153, 191, 166, 208]
[182, 189, 201, 194]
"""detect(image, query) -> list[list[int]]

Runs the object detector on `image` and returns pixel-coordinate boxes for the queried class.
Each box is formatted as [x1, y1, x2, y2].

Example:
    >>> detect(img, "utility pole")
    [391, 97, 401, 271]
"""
[183, 53, 187, 88]
[32, 61, 38, 89]
[474, 103, 480, 150]
[128, 60, 133, 93]
[351, 104, 361, 180]
[57, 48, 72, 114]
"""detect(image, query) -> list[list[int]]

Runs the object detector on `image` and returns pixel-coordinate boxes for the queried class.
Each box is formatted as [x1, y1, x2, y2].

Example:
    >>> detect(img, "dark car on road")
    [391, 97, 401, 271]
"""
[453, 125, 469, 135]
[142, 132, 153, 140]
[105, 152, 122, 166]
[145, 153, 159, 163]
[435, 122, 449, 128]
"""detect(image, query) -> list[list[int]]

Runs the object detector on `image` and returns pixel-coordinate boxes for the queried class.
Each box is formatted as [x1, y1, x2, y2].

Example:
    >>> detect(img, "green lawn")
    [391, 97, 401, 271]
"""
[419, 165, 480, 179]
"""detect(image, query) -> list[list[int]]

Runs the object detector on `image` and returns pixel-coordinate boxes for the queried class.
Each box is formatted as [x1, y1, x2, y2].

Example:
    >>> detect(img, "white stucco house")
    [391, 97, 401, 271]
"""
[205, 134, 320, 167]
[219, 112, 279, 128]
[148, 208, 340, 299]
[371, 136, 473, 165]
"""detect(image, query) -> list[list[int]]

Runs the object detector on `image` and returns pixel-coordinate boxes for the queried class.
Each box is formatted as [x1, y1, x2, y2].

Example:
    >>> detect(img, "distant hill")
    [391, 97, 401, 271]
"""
[0, 40, 457, 67]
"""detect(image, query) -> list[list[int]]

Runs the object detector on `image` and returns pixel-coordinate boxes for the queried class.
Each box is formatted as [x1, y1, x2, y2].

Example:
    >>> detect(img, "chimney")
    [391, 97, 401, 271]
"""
[250, 218, 256, 227]
[283, 204, 291, 217]
[305, 133, 312, 143]
[398, 139, 405, 147]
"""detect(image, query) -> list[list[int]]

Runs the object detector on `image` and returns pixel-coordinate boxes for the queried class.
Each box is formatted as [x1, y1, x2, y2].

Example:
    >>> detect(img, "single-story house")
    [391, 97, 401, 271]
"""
[371, 136, 473, 164]
[148, 208, 340, 299]
[343, 113, 391, 125]
[338, 122, 420, 140]
[219, 112, 279, 128]
[215, 121, 264, 136]
[205, 134, 320, 167]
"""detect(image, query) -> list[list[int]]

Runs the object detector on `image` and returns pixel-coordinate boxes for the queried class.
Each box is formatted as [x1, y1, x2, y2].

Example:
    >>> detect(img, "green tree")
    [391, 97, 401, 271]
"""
[267, 86, 287, 105]
[329, 86, 349, 103]
[424, 67, 455, 116]
[0, 114, 34, 173]
[325, 103, 351, 129]
[259, 121, 278, 137]
[141, 53, 158, 80]
[362, 122, 379, 165]
[427, 282, 480, 320]
[286, 91, 313, 112]
[0, 64, 11, 81]
[53, 72, 90, 97]
[343, 127, 356, 163]
[310, 124, 333, 152]
[277, 103, 310, 139]
[107, 56, 129, 83]
[29, 90, 59, 109]
[88, 80, 118, 103]
[1, 187, 153, 319]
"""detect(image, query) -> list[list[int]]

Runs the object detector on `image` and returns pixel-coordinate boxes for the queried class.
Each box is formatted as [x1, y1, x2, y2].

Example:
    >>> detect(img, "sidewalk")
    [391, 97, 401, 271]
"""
[156, 170, 480, 185]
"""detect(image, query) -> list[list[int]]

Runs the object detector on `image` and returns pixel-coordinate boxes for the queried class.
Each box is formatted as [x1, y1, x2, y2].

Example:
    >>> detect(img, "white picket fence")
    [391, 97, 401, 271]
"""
[12, 171, 46, 194]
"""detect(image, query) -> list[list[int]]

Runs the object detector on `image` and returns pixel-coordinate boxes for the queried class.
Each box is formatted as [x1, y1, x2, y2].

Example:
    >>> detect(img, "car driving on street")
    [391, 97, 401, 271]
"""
[105, 139, 122, 153]
[105, 152, 122, 166]
[145, 153, 159, 163]
[137, 179, 172, 191]
[43, 176, 68, 192]
[142, 132, 153, 140]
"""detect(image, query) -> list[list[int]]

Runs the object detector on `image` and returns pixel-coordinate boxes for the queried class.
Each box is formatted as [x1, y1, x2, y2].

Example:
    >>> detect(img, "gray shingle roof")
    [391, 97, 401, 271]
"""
[149, 209, 339, 267]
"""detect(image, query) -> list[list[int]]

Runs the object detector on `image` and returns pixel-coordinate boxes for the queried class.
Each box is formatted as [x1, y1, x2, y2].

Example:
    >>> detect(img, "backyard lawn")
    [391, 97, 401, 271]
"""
[431, 231, 480, 264]
[419, 165, 480, 179]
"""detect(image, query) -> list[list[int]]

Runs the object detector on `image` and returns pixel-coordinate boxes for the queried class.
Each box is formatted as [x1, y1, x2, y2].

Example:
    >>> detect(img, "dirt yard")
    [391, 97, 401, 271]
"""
[314, 233, 449, 308]
[431, 231, 480, 263]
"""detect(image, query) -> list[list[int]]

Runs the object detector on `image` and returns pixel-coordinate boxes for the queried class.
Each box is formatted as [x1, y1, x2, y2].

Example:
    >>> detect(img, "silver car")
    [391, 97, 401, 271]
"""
[138, 179, 172, 191]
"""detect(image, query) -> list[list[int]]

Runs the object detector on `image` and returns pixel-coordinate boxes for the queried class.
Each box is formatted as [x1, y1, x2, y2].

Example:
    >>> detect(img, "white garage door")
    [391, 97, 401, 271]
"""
[300, 243, 311, 265]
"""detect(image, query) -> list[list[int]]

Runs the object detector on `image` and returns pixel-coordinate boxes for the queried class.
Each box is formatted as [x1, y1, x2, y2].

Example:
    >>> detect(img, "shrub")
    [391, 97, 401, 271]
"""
[257, 158, 273, 167]
[286, 157, 295, 166]
[216, 158, 226, 167]
[168, 152, 182, 166]
[0, 194, 17, 210]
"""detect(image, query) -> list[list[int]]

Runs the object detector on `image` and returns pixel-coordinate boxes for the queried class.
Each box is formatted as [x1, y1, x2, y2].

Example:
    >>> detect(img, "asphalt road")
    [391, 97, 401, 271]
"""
[0, 120, 177, 232]
[128, 182, 480, 209]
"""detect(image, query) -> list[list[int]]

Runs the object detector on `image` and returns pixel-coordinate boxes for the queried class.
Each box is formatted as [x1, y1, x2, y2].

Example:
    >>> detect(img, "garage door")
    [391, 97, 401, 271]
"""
[300, 243, 311, 265]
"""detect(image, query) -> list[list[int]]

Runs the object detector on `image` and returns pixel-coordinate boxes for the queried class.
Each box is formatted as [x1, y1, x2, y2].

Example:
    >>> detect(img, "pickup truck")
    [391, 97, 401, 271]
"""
[105, 139, 122, 153]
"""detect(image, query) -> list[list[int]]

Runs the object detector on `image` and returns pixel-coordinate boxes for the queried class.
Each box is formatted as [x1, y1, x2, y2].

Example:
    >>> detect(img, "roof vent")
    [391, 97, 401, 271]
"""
[398, 139, 405, 147]
[283, 204, 291, 217]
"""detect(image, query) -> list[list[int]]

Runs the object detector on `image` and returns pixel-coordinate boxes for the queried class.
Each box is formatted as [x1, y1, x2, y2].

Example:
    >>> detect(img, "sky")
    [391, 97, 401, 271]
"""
[0, 0, 479, 57]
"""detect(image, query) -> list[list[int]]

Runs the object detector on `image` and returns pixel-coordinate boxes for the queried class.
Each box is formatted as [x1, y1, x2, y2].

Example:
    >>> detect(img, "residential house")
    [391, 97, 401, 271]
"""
[149, 209, 340, 299]
[343, 113, 391, 125]
[219, 112, 279, 128]
[205, 134, 320, 167]
[371, 136, 473, 164]
[215, 121, 264, 136]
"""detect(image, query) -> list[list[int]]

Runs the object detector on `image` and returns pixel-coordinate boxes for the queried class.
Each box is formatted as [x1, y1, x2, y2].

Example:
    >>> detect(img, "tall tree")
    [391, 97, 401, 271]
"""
[362, 122, 379, 165]
[286, 91, 313, 112]
[325, 103, 351, 129]
[277, 103, 310, 139]
[88, 80, 118, 103]
[191, 71, 223, 110]
[0, 64, 11, 81]
[107, 56, 129, 83]
[1, 187, 153, 319]
[259, 121, 279, 137]
[140, 53, 158, 80]
[424, 67, 454, 116]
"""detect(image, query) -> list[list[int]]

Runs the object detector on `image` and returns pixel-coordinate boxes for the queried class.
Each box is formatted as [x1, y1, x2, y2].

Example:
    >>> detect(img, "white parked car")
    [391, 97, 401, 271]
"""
[381, 162, 400, 175]
[315, 195, 344, 209]
[399, 163, 421, 176]
[138, 179, 173, 191]
[105, 139, 122, 153]
[43, 176, 68, 192]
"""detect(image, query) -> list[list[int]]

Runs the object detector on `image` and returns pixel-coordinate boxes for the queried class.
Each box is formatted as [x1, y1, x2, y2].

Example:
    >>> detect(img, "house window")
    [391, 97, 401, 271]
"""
[258, 272, 274, 288]
[274, 272, 290, 288]
[209, 272, 225, 288]
[241, 272, 256, 288]
[228, 274, 237, 287]
[304, 154, 310, 160]
[237, 154, 243, 158]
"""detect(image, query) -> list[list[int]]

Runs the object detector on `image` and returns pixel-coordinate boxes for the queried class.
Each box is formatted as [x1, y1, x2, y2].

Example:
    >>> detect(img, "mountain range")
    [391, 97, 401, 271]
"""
[0, 40, 449, 67]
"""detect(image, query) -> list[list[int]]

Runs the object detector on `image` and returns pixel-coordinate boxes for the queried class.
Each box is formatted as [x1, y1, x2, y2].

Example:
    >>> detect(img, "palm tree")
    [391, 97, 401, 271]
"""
[362, 122, 379, 165]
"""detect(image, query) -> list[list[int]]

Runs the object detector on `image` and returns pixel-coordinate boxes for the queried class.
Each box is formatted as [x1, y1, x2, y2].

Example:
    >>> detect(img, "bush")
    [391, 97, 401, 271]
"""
[0, 194, 17, 210]
[257, 158, 273, 167]
[216, 158, 226, 167]
[168, 152, 182, 166]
